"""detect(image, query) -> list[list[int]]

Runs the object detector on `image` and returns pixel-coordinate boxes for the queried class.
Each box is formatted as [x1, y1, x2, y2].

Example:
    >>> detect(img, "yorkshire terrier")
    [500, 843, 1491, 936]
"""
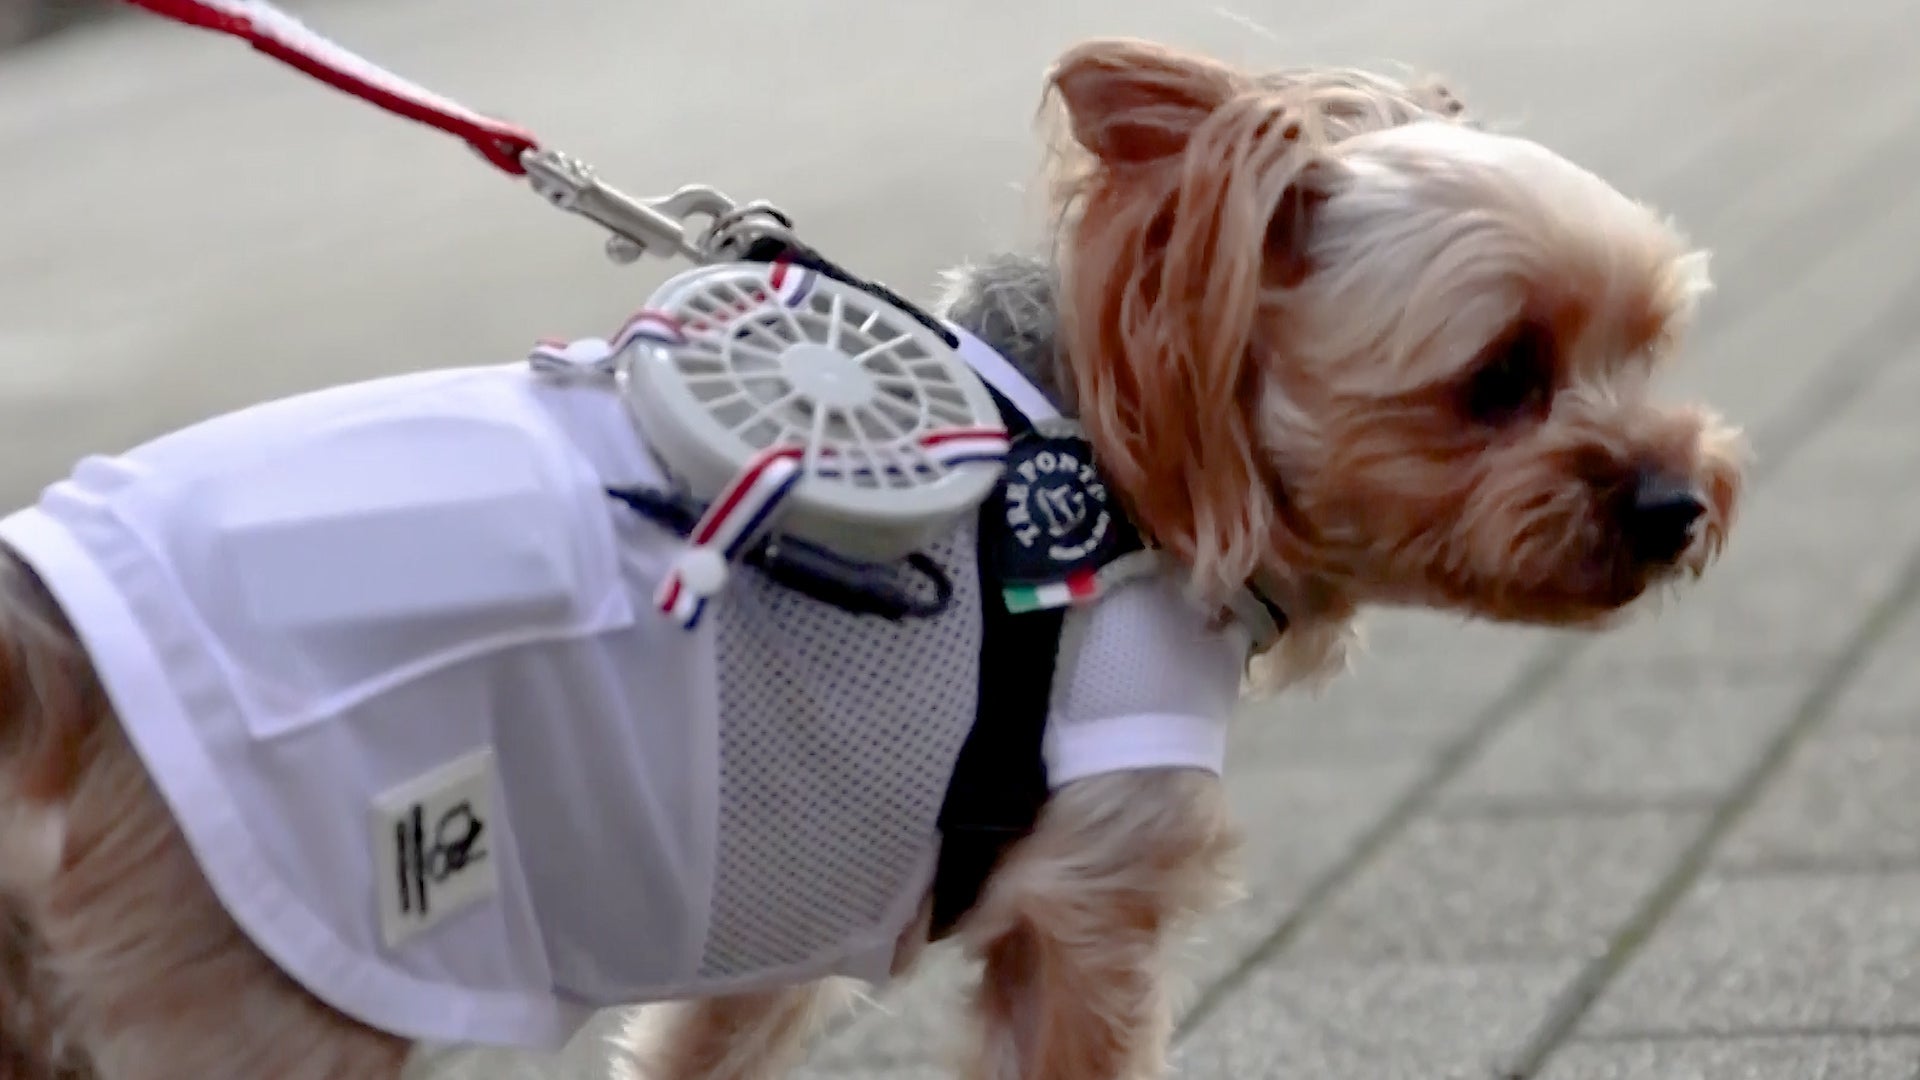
[0, 37, 1740, 1080]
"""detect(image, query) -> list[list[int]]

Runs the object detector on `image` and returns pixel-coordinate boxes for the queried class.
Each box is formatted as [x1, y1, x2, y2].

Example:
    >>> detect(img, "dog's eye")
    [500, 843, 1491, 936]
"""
[1463, 322, 1556, 426]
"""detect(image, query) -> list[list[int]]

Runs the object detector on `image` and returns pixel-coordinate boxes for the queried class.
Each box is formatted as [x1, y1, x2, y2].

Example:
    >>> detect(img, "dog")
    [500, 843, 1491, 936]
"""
[0, 36, 1741, 1080]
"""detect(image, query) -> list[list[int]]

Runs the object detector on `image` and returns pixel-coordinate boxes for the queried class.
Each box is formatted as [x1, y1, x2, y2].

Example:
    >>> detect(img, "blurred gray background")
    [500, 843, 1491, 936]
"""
[6, 1, 1920, 1078]
[0, 0, 103, 52]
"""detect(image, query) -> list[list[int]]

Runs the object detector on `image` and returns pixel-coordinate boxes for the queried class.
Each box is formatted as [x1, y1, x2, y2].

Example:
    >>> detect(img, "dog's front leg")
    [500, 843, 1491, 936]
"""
[614, 981, 850, 1080]
[958, 770, 1238, 1080]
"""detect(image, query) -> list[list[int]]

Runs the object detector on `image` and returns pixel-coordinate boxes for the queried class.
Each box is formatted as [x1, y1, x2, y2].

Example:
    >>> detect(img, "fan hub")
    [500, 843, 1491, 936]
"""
[782, 343, 877, 409]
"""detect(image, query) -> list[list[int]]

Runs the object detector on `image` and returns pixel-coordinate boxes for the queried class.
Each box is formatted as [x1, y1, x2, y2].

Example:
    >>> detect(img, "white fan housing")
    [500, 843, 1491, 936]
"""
[616, 262, 1008, 565]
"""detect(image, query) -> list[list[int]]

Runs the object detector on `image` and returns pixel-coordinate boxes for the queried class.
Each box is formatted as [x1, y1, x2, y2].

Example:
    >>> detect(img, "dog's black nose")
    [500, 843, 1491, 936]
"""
[1625, 470, 1705, 564]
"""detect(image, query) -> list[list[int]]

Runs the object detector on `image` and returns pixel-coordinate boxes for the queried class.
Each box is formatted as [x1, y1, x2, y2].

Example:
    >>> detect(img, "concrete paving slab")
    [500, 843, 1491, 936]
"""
[1537, 1036, 1920, 1080]
[1285, 810, 1706, 963]
[1821, 601, 1920, 739]
[1235, 612, 1548, 763]
[1177, 756, 1432, 991]
[1175, 960, 1581, 1080]
[1715, 732, 1920, 873]
[1581, 873, 1920, 1037]
[1440, 668, 1807, 807]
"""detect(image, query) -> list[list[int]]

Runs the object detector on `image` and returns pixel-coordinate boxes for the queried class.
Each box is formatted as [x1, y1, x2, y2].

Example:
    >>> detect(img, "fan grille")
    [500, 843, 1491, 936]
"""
[658, 273, 987, 491]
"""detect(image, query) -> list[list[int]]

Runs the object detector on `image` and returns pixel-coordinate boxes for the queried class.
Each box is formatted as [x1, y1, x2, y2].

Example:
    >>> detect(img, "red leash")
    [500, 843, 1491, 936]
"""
[120, 0, 540, 174]
[116, 0, 737, 260]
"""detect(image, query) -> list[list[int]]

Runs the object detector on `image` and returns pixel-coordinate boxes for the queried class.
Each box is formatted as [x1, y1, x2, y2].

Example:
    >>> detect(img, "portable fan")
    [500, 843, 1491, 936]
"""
[615, 261, 1010, 571]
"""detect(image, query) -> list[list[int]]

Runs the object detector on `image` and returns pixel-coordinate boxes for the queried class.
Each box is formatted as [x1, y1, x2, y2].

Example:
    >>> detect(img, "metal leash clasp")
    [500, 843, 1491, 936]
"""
[520, 149, 800, 268]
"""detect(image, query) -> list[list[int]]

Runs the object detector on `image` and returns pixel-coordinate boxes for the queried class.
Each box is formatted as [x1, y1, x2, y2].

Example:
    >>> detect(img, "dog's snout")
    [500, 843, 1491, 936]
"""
[1625, 469, 1705, 564]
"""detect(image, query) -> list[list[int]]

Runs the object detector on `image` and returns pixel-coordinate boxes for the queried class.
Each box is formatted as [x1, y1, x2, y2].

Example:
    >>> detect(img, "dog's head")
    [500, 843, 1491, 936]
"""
[1041, 38, 1744, 676]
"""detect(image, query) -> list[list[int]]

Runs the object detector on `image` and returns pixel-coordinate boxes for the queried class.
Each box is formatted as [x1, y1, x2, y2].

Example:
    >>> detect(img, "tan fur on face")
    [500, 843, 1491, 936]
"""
[1262, 122, 1740, 623]
[1044, 39, 1745, 684]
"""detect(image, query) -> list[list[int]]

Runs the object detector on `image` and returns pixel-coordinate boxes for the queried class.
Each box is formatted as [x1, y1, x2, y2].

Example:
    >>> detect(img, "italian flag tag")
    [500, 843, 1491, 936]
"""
[1002, 568, 1103, 614]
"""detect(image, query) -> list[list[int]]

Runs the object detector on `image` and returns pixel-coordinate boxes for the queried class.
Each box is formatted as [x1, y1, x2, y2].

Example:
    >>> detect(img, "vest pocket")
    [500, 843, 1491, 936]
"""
[161, 388, 636, 739]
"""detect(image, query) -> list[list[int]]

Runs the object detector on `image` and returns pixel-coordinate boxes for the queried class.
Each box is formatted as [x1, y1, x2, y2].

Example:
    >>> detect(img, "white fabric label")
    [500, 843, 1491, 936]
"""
[371, 748, 501, 950]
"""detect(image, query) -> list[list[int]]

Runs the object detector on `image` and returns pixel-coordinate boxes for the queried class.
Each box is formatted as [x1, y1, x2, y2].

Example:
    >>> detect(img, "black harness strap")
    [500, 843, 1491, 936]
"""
[928, 382, 1060, 940]
[742, 235, 960, 350]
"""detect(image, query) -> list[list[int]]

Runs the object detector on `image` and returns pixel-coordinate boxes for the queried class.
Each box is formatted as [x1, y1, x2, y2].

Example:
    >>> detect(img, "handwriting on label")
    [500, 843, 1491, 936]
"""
[392, 799, 488, 918]
[373, 748, 501, 949]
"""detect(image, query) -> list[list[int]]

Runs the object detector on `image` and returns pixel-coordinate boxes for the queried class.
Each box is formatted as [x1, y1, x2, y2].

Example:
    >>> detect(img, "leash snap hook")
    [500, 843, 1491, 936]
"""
[519, 150, 753, 267]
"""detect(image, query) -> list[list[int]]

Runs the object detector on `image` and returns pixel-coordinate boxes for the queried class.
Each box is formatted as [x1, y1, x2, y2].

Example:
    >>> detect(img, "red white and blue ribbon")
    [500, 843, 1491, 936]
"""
[768, 259, 817, 309]
[611, 310, 689, 352]
[654, 427, 1010, 629]
[607, 260, 819, 355]
[653, 447, 805, 629]
[119, 0, 540, 174]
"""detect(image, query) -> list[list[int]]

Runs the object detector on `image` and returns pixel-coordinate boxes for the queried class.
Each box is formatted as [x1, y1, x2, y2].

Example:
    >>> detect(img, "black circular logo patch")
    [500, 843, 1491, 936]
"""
[996, 434, 1139, 577]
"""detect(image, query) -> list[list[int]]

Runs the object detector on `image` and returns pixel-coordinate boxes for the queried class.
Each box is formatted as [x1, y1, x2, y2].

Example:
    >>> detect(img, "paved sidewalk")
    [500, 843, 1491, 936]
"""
[7, 0, 1920, 1077]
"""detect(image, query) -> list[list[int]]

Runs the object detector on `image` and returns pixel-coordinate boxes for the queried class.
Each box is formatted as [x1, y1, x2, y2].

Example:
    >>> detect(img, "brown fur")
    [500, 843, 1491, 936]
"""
[0, 556, 410, 1080]
[0, 37, 1742, 1080]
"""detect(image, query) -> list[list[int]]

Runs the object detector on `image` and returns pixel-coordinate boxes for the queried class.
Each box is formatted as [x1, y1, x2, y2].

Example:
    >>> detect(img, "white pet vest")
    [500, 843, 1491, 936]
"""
[0, 356, 1249, 1051]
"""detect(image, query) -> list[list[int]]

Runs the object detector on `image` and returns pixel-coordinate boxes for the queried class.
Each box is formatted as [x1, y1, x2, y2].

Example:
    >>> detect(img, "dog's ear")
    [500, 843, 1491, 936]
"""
[1261, 155, 1343, 288]
[1046, 38, 1237, 165]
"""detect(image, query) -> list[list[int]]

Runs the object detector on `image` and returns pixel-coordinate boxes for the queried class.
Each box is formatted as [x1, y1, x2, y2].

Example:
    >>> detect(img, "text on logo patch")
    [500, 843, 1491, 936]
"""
[1003, 443, 1112, 564]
